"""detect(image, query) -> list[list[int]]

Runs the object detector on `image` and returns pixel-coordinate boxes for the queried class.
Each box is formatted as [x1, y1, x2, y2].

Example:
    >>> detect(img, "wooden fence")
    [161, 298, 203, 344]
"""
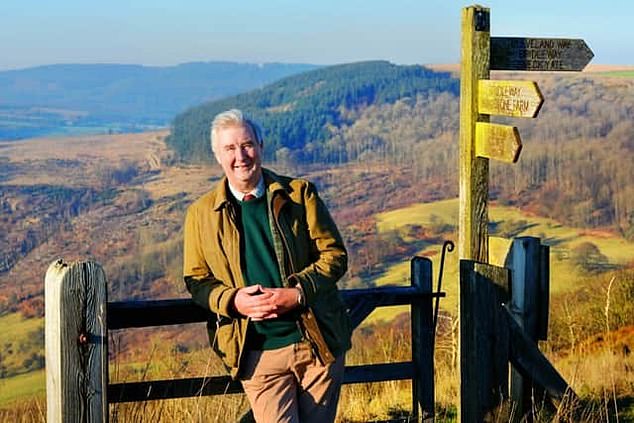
[461, 236, 575, 421]
[45, 256, 443, 423]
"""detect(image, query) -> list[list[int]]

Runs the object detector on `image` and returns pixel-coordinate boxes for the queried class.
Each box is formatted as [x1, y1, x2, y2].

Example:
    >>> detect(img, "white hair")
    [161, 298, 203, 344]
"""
[210, 109, 263, 156]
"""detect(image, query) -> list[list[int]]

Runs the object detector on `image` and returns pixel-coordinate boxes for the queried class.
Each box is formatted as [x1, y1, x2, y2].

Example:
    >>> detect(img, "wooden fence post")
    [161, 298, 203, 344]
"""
[506, 237, 550, 419]
[458, 4, 490, 264]
[45, 259, 108, 423]
[460, 260, 511, 422]
[411, 256, 434, 422]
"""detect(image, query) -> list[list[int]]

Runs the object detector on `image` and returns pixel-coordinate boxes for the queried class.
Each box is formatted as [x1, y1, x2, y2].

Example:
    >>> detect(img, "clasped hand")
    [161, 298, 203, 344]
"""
[233, 284, 299, 320]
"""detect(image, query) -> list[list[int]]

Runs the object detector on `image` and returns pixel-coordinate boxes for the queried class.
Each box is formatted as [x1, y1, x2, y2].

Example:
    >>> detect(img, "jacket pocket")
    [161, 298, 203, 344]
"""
[312, 291, 352, 353]
[213, 318, 240, 369]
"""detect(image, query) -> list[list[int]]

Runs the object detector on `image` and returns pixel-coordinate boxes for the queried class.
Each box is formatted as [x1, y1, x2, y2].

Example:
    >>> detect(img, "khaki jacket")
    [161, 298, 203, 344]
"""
[183, 168, 351, 379]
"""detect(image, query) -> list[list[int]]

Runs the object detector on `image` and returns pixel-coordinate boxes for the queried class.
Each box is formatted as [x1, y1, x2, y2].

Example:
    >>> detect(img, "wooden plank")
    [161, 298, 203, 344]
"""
[108, 298, 210, 329]
[348, 298, 379, 329]
[45, 259, 108, 423]
[509, 237, 541, 339]
[459, 5, 490, 264]
[411, 257, 434, 422]
[460, 260, 511, 422]
[508, 237, 542, 421]
[108, 362, 415, 402]
[475, 122, 522, 163]
[108, 287, 445, 330]
[344, 362, 415, 384]
[109, 375, 243, 402]
[538, 244, 550, 341]
[478, 80, 543, 118]
[505, 307, 576, 405]
[491, 37, 594, 71]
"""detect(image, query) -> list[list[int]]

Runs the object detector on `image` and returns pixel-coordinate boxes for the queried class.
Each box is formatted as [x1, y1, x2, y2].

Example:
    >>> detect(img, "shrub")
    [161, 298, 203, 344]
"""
[570, 241, 609, 274]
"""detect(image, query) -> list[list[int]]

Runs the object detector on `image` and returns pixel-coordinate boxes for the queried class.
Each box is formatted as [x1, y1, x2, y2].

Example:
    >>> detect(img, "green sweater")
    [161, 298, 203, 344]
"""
[240, 195, 302, 350]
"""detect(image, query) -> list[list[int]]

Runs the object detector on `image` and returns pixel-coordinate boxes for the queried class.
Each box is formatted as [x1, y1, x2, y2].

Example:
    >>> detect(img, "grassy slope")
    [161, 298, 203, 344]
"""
[0, 314, 45, 407]
[2, 312, 43, 342]
[0, 370, 45, 405]
[0, 313, 44, 373]
[364, 198, 634, 323]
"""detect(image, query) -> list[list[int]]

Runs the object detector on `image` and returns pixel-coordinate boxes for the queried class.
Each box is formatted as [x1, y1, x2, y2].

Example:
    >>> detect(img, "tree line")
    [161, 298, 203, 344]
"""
[167, 61, 459, 162]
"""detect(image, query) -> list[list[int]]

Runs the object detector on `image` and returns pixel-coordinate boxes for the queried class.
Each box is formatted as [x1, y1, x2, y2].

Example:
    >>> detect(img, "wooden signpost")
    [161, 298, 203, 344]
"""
[491, 37, 594, 71]
[475, 123, 522, 164]
[458, 5, 593, 422]
[459, 6, 594, 263]
[478, 80, 543, 118]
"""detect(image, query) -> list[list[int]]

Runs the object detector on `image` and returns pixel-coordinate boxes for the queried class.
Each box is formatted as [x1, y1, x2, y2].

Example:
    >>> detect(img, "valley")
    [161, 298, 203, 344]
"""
[1, 65, 633, 420]
[1, 129, 633, 420]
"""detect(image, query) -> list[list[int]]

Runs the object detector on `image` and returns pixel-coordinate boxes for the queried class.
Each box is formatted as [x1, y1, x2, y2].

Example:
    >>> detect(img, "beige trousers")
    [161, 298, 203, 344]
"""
[239, 341, 345, 423]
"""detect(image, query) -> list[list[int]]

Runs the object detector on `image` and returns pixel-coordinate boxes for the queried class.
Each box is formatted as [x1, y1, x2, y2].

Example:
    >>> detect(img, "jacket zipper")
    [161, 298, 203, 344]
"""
[271, 200, 324, 359]
[227, 202, 250, 373]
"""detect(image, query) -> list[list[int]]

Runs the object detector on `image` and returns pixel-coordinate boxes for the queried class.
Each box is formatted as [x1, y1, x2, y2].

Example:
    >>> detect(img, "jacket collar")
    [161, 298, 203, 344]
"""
[211, 168, 290, 211]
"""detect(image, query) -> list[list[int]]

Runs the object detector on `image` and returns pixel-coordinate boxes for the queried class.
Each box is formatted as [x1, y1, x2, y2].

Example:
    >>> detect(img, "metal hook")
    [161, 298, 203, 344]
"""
[433, 240, 455, 335]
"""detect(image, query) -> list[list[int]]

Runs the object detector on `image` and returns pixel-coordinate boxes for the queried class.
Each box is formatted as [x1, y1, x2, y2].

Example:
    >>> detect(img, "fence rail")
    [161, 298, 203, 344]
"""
[46, 256, 442, 422]
[107, 286, 444, 329]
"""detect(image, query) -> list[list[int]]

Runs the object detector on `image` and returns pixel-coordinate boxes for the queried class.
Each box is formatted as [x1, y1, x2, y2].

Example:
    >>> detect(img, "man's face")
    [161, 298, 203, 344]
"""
[215, 124, 263, 191]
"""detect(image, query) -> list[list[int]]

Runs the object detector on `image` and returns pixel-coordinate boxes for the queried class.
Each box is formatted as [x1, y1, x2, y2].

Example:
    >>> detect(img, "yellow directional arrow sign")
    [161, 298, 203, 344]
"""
[475, 122, 522, 163]
[478, 80, 544, 118]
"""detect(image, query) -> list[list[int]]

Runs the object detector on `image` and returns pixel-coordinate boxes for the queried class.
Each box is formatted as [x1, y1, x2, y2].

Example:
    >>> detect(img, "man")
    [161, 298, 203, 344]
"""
[183, 109, 351, 422]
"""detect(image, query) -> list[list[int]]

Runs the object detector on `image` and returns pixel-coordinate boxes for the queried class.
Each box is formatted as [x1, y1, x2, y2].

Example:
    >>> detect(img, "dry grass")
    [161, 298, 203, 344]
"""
[0, 130, 172, 187]
[111, 396, 250, 423]
[0, 131, 169, 163]
[0, 397, 45, 423]
[2, 295, 629, 420]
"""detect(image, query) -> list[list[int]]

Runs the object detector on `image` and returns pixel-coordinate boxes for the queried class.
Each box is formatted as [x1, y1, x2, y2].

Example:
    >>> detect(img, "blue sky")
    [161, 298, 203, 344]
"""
[1, 0, 631, 70]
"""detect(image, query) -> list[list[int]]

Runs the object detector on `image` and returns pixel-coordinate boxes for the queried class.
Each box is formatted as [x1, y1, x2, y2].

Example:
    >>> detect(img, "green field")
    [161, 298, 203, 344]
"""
[0, 313, 44, 372]
[0, 313, 45, 407]
[0, 370, 45, 406]
[364, 198, 634, 323]
[599, 70, 634, 78]
[1, 312, 43, 340]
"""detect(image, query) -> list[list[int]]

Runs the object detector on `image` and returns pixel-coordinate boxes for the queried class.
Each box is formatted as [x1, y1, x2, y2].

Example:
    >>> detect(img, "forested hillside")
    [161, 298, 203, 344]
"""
[490, 74, 634, 234]
[330, 72, 634, 235]
[169, 64, 634, 236]
[167, 61, 459, 162]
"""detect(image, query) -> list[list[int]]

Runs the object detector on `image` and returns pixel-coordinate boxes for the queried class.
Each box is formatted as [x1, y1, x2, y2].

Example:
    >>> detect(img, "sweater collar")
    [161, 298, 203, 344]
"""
[227, 176, 265, 202]
[212, 168, 288, 211]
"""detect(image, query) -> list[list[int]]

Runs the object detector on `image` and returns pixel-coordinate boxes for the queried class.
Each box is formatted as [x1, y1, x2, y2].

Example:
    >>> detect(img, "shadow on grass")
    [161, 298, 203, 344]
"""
[341, 404, 457, 422]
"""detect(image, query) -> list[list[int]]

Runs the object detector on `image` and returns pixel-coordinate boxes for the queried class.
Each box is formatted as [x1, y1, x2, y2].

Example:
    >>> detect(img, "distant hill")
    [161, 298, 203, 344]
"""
[0, 62, 319, 140]
[167, 60, 459, 162]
